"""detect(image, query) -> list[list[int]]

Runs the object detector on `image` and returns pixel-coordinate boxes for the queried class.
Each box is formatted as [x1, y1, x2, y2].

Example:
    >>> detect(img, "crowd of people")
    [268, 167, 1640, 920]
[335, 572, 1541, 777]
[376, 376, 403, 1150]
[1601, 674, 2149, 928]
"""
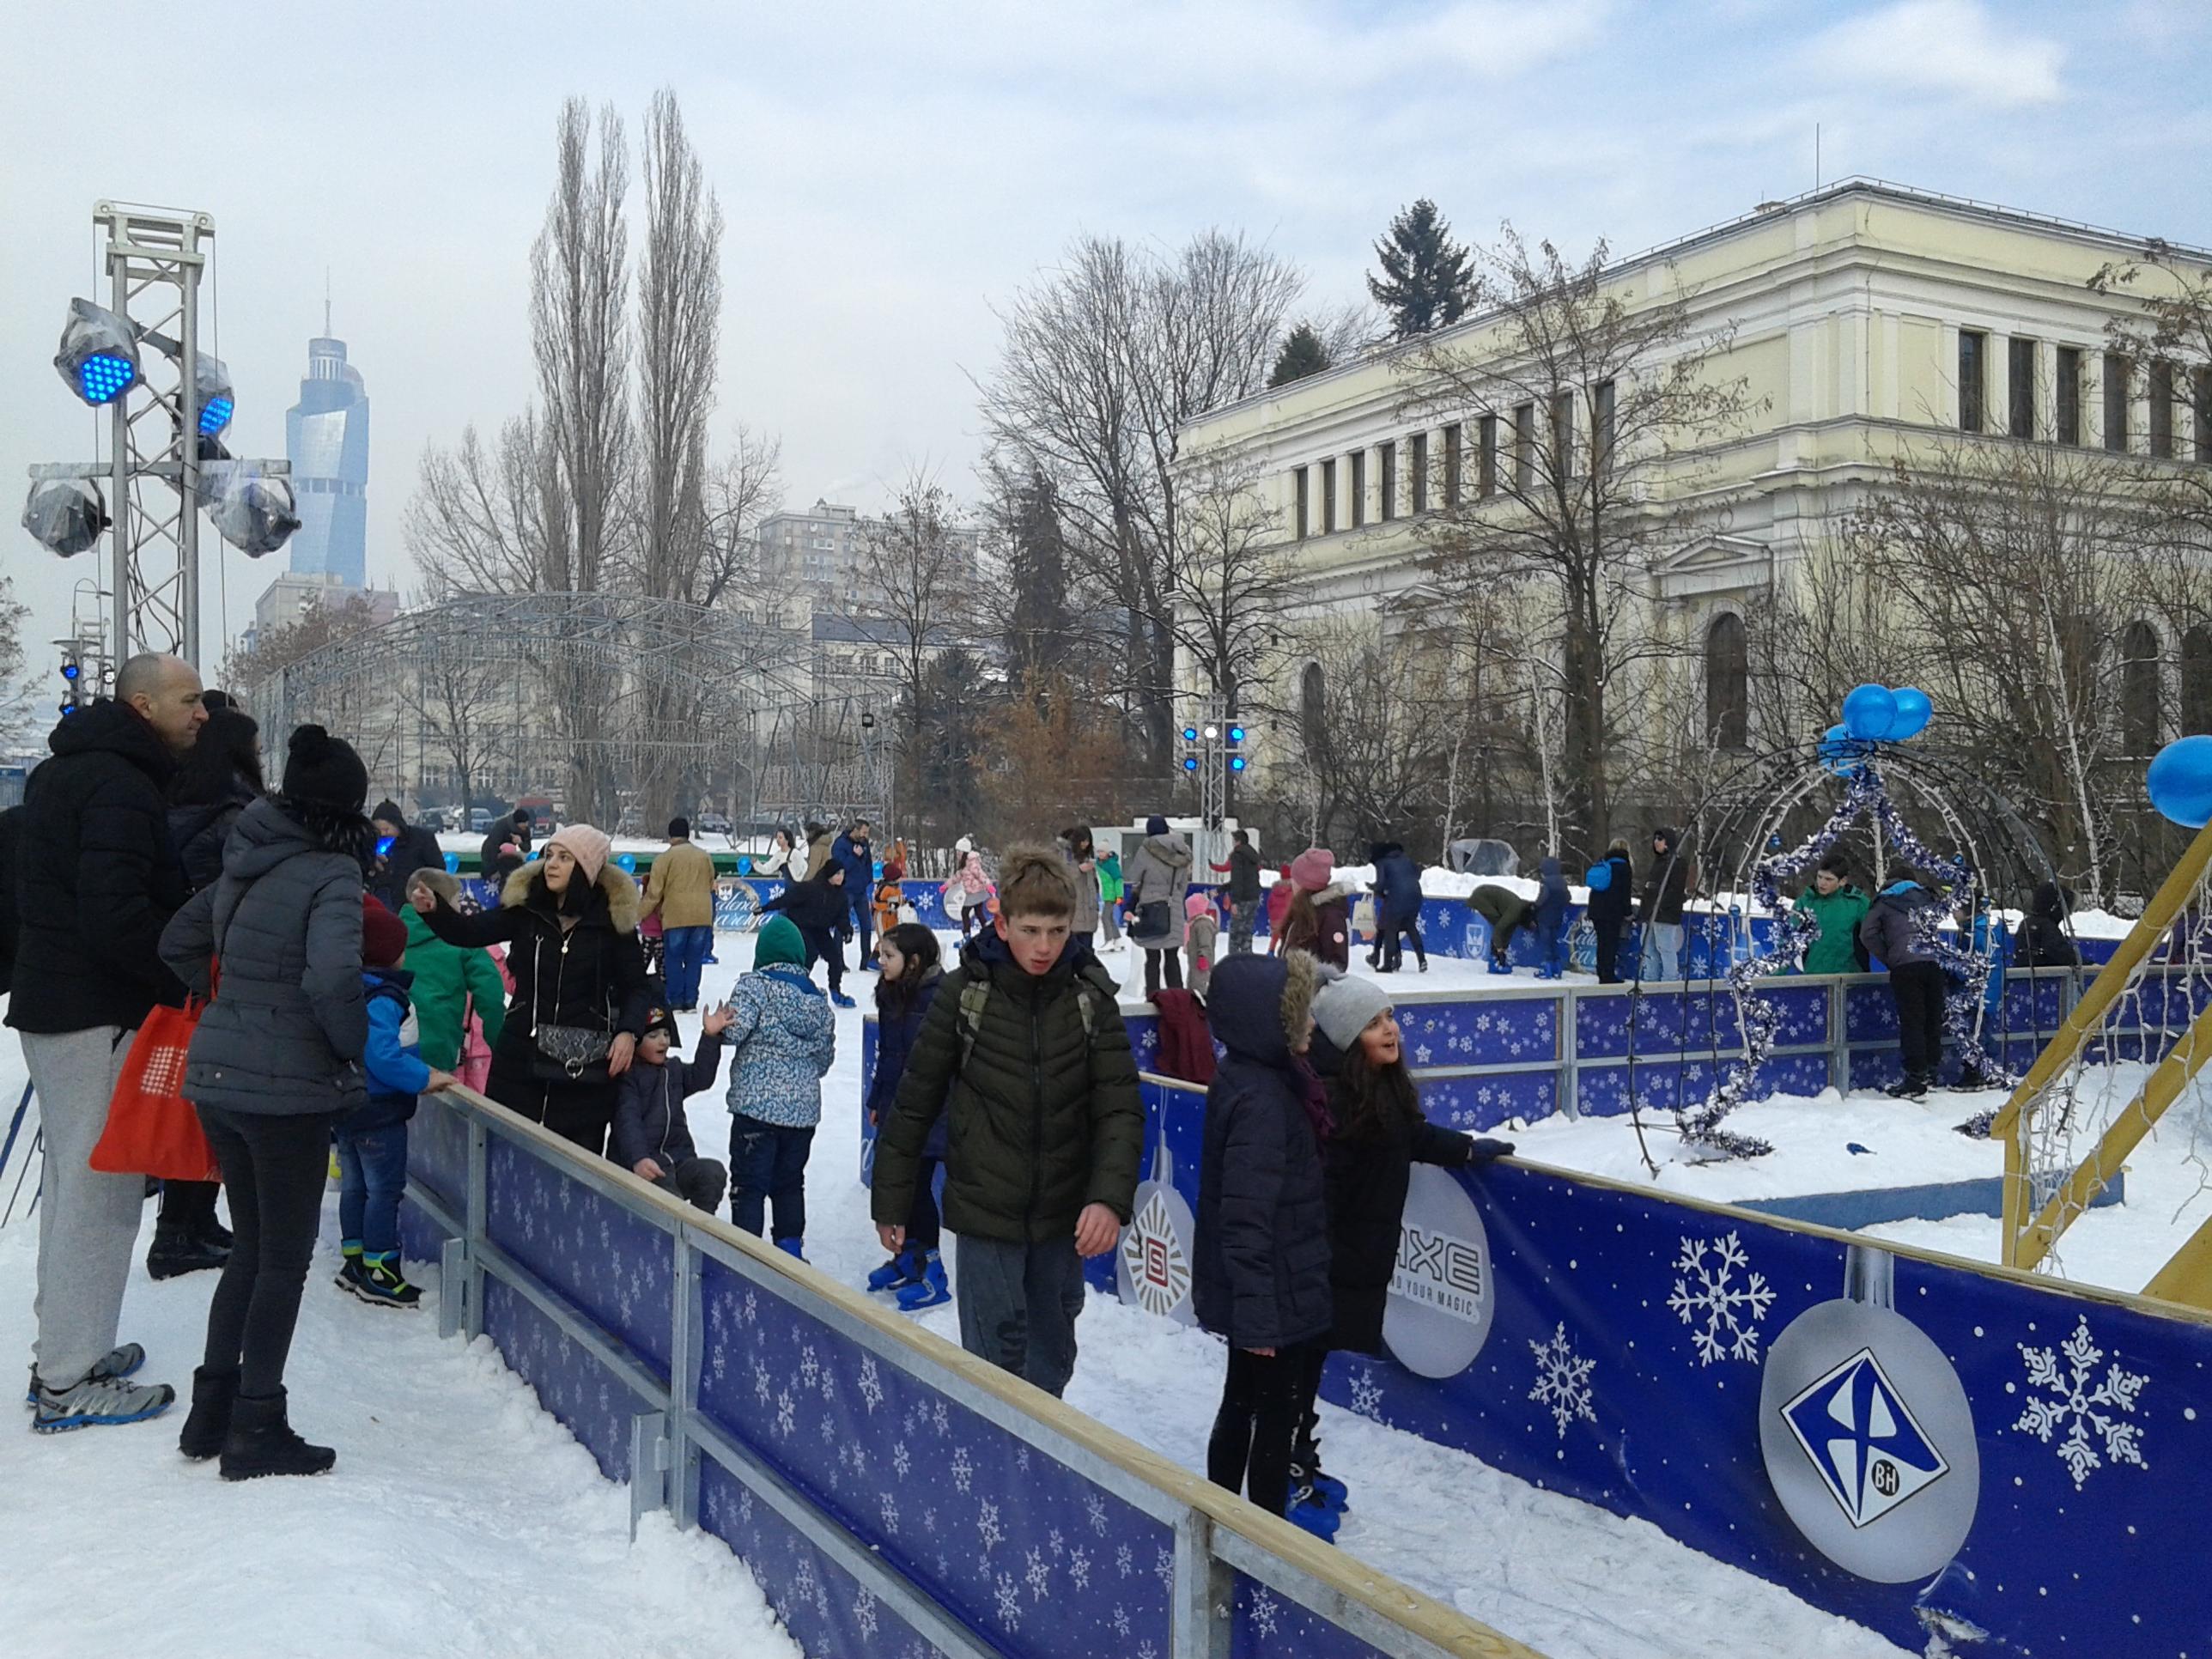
[0, 668, 2080, 1536]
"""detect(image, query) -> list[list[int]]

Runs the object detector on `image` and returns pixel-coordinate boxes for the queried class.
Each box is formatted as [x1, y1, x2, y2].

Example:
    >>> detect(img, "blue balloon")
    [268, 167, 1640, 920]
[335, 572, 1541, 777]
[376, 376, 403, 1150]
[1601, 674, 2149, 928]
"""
[444, 852, 460, 873]
[2148, 735, 2212, 828]
[617, 853, 638, 874]
[1884, 687, 1933, 742]
[1842, 684, 1897, 741]
[738, 856, 753, 876]
[1817, 722, 1850, 755]
[1585, 863, 1612, 891]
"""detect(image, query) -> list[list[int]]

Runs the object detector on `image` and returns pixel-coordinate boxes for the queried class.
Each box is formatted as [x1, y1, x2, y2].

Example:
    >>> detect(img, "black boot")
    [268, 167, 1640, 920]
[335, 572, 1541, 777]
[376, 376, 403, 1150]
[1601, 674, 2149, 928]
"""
[146, 1224, 228, 1281]
[219, 1389, 336, 1481]
[179, 1366, 238, 1461]
[193, 1212, 234, 1252]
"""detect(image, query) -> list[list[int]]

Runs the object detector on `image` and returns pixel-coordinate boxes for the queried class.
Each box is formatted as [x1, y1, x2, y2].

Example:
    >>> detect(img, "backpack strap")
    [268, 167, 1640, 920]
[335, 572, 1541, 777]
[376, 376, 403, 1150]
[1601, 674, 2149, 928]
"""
[956, 976, 993, 1075]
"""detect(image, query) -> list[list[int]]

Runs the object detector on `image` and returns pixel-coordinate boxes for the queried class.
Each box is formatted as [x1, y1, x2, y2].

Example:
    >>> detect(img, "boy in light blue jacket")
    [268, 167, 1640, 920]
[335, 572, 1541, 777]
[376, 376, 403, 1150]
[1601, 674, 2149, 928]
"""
[339, 897, 456, 1308]
[721, 915, 837, 1259]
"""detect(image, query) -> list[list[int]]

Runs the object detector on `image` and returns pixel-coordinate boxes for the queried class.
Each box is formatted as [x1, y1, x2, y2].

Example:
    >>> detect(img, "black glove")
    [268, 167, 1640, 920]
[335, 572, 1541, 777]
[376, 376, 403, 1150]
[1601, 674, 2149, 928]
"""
[1467, 1137, 1516, 1164]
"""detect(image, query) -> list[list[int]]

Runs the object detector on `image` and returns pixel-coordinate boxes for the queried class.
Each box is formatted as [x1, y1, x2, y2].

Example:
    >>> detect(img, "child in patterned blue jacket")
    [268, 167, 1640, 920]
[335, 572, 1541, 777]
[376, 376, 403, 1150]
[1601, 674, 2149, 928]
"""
[721, 915, 838, 1259]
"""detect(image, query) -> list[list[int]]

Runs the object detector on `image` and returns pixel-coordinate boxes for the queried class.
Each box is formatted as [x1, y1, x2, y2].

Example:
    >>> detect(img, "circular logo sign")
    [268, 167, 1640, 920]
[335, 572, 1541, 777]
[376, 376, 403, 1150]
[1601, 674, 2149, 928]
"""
[1117, 1182, 1197, 1325]
[1759, 1297, 1979, 1583]
[1381, 1164, 1496, 1379]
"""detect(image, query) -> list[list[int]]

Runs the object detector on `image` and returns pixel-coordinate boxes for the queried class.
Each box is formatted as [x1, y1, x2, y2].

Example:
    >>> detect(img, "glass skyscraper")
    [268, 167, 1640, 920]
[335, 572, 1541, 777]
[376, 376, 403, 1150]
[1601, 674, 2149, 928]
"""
[283, 327, 369, 586]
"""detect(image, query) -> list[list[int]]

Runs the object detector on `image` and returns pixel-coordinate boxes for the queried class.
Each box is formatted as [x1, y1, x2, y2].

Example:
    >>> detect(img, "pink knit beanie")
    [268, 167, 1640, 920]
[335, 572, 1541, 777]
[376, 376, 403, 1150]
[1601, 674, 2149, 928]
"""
[1289, 848, 1334, 891]
[544, 823, 613, 885]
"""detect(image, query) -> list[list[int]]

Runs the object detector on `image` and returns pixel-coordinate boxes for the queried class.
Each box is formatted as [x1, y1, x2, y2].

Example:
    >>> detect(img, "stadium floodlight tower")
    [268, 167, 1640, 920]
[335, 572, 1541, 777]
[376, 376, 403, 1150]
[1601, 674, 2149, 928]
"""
[22, 204, 294, 671]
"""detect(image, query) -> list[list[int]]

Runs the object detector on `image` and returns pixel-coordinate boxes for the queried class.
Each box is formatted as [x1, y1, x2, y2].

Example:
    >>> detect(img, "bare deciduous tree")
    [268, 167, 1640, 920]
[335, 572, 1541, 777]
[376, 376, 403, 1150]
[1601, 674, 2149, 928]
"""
[1401, 229, 1765, 854]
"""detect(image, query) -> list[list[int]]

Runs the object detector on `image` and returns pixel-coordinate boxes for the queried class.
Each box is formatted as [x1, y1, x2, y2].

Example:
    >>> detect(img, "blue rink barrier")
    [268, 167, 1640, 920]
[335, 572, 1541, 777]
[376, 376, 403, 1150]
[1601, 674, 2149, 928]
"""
[400, 1086, 1534, 1659]
[1089, 1070, 2212, 1658]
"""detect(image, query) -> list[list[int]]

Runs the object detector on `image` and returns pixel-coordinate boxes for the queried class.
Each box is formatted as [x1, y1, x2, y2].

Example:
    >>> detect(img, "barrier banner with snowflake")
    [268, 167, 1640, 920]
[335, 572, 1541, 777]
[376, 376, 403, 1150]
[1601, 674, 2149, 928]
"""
[1299, 1158, 2203, 1659]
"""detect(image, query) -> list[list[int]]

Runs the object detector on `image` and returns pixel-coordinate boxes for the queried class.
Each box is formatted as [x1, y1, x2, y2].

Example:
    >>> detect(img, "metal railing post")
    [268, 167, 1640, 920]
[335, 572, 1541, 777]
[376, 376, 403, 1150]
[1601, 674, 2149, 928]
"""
[669, 1228, 702, 1531]
[1829, 978, 1848, 1096]
[1171, 1509, 1232, 1659]
[629, 1410, 671, 1540]
[465, 1119, 489, 1341]
[1559, 984, 1580, 1121]
[438, 1237, 468, 1340]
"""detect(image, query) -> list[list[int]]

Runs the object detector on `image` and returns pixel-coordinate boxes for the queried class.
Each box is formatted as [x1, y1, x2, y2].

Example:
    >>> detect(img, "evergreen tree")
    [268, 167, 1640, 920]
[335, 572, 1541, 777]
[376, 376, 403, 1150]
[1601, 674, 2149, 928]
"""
[1268, 323, 1334, 387]
[1003, 468, 1073, 690]
[1367, 199, 1477, 339]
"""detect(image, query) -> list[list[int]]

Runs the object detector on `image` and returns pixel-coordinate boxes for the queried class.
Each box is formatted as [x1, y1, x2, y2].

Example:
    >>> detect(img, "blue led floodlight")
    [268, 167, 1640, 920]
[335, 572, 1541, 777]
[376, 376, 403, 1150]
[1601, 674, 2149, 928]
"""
[1182, 756, 1199, 771]
[54, 299, 142, 408]
[1227, 724, 1246, 744]
[1229, 755, 1247, 772]
[194, 354, 235, 435]
[198, 395, 234, 435]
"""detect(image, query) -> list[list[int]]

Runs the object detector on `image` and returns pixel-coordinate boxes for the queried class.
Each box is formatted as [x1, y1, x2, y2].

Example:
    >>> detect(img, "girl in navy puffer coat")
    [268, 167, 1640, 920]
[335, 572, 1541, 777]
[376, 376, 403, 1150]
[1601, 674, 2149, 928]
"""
[863, 924, 949, 1305]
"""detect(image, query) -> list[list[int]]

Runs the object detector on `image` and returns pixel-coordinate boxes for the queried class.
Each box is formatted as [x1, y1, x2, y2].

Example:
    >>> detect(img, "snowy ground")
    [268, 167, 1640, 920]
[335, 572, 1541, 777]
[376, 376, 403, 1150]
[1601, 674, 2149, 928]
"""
[27, 925, 2183, 1656]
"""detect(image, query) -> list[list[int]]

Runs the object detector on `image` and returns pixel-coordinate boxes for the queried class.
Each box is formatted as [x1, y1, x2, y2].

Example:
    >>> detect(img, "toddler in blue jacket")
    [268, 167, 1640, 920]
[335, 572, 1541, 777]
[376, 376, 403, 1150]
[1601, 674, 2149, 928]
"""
[340, 897, 456, 1308]
[722, 916, 837, 1259]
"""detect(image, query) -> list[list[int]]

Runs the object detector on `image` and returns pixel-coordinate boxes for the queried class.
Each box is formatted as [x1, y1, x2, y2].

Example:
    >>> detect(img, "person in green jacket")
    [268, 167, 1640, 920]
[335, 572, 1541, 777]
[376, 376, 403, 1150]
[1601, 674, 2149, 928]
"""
[1792, 854, 1869, 976]
[401, 869, 509, 1069]
[872, 847, 1144, 1399]
[1097, 847, 1126, 945]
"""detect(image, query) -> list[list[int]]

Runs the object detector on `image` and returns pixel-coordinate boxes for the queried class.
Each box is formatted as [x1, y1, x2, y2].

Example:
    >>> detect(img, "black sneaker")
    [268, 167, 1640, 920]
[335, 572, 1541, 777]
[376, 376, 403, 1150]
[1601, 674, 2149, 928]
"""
[1886, 1076, 1930, 1101]
[341, 1255, 422, 1310]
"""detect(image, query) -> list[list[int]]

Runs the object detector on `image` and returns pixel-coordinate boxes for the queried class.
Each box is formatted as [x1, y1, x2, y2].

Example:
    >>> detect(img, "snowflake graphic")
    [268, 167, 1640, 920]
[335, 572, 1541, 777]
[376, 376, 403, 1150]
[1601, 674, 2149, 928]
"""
[799, 1346, 819, 1389]
[1347, 1364, 1387, 1419]
[738, 1488, 754, 1525]
[951, 1445, 974, 1493]
[859, 1355, 884, 1413]
[1668, 1231, 1776, 1364]
[1113, 1604, 1133, 1638]
[775, 1389, 796, 1439]
[1048, 1528, 1065, 1559]
[1154, 1546, 1174, 1587]
[741, 1289, 759, 1327]
[794, 1557, 817, 1605]
[1249, 1588, 1281, 1638]
[879, 1492, 900, 1535]
[994, 1572, 1023, 1630]
[817, 1413, 836, 1444]
[931, 1400, 950, 1437]
[977, 1498, 1004, 1553]
[1085, 1492, 1110, 1536]
[892, 1441, 912, 1479]
[1414, 1043, 1433, 1064]
[1116, 1544, 1134, 1579]
[1528, 1322, 1598, 1438]
[752, 1360, 773, 1407]
[1068, 1547, 1092, 1591]
[922, 1506, 937, 1534]
[2014, 1315, 2149, 1489]
[1015, 1444, 1031, 1473]
[854, 1589, 878, 1640]
[1025, 1547, 1053, 1602]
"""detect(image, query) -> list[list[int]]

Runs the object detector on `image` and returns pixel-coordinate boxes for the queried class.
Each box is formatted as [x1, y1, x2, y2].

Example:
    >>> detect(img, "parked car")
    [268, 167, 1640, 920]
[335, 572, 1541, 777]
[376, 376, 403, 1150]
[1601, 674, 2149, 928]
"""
[695, 811, 732, 837]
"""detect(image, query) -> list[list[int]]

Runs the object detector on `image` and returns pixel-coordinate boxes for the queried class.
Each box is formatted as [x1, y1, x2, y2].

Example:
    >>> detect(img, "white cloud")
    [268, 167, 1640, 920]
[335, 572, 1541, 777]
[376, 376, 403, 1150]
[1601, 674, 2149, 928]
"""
[1807, 0, 2065, 107]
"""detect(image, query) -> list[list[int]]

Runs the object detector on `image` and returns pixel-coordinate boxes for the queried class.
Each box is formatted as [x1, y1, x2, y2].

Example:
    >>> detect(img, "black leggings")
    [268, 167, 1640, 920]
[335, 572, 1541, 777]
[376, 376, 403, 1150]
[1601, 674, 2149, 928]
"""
[1207, 1338, 1324, 1516]
[1592, 915, 1626, 984]
[1891, 959, 1948, 1080]
[1381, 918, 1425, 971]
[196, 1106, 342, 1400]
[1144, 948, 1183, 998]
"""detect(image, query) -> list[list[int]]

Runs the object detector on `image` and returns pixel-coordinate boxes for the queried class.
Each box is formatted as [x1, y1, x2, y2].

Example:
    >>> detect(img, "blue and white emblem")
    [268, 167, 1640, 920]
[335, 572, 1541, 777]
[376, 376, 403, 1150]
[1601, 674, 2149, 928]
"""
[1781, 1345, 1949, 1528]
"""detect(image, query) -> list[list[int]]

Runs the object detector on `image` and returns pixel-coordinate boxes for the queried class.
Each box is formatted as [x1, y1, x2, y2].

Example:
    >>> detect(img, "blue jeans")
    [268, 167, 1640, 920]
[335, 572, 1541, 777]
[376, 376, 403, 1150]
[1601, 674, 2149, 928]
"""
[334, 1121, 410, 1257]
[848, 890, 875, 963]
[663, 925, 712, 1008]
[730, 1115, 816, 1243]
[1641, 921, 1684, 981]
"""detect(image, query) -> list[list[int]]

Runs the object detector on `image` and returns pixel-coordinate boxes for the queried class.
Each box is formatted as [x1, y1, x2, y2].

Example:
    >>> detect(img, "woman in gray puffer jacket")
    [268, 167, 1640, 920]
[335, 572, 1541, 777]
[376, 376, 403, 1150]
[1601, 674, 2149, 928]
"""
[158, 724, 374, 1482]
[1126, 816, 1194, 999]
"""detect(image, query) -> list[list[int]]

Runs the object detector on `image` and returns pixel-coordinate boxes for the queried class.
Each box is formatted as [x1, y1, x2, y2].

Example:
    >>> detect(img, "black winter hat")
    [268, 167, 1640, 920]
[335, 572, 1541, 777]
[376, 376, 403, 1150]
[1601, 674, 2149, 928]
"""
[643, 1005, 680, 1045]
[511, 807, 531, 825]
[372, 798, 406, 827]
[668, 816, 690, 838]
[283, 725, 368, 811]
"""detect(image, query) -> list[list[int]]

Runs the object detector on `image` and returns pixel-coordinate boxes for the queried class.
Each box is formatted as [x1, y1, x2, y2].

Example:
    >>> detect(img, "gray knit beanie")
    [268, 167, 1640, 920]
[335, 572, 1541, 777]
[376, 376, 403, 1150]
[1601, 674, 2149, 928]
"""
[1312, 972, 1393, 1054]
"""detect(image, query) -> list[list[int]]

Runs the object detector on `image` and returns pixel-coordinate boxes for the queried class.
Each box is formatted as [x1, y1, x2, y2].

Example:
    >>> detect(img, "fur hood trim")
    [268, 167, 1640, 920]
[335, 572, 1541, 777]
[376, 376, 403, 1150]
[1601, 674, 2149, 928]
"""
[501, 857, 642, 932]
[1279, 948, 1320, 1051]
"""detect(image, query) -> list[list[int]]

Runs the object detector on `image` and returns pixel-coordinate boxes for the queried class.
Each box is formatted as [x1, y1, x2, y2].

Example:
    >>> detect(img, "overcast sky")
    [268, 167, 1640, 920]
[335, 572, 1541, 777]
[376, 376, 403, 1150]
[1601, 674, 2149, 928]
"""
[3, 0, 2208, 669]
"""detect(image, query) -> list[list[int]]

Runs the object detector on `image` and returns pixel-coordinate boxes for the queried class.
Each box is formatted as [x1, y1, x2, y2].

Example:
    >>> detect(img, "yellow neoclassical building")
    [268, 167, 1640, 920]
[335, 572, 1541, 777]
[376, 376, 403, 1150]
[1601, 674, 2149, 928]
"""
[1179, 177, 2212, 788]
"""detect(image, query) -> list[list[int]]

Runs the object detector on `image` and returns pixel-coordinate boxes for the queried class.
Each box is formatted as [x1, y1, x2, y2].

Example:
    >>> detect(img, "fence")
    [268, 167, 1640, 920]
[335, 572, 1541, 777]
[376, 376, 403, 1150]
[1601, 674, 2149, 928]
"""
[1080, 1071, 2212, 1657]
[400, 1083, 1542, 1659]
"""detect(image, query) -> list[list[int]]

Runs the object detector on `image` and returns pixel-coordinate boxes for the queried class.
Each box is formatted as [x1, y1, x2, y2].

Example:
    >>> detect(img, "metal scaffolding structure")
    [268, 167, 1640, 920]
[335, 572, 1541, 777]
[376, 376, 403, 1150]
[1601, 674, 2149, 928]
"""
[243, 592, 894, 834]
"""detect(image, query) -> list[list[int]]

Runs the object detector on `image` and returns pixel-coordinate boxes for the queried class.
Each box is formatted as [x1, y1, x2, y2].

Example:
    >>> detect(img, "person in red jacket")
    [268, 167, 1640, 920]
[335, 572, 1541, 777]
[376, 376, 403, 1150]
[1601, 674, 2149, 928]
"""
[1265, 864, 1294, 956]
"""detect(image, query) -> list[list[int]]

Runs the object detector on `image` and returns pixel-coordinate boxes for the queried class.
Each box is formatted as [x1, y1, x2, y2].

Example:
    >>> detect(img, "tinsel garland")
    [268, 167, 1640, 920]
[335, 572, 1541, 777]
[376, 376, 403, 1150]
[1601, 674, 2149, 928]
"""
[1679, 763, 2015, 1161]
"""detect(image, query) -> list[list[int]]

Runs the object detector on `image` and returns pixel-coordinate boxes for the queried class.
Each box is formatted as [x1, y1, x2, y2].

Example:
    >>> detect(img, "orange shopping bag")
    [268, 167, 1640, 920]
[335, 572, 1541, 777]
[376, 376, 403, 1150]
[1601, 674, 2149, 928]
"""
[90, 999, 221, 1182]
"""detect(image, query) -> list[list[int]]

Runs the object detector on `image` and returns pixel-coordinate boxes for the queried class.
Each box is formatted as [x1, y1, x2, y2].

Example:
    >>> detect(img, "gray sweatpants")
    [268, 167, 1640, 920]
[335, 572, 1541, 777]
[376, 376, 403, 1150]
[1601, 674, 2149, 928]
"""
[955, 1233, 1086, 1400]
[22, 1026, 146, 1391]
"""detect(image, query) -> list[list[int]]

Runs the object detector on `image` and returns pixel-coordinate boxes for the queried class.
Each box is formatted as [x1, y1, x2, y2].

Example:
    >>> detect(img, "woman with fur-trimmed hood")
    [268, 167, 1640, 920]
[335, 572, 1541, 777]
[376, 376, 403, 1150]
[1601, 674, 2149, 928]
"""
[412, 822, 650, 1154]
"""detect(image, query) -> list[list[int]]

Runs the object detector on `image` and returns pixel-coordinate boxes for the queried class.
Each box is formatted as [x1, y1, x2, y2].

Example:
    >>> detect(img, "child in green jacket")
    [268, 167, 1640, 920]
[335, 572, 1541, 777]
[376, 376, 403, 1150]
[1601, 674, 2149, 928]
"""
[402, 870, 509, 1069]
[1097, 848, 1125, 945]
[1792, 854, 1869, 975]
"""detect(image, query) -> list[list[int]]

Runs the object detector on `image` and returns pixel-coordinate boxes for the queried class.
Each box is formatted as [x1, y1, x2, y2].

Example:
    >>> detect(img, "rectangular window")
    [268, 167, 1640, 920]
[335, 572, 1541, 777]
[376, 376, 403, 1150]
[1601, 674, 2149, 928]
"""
[2056, 347, 2081, 446]
[2105, 352, 2131, 452]
[1552, 391, 1575, 477]
[1478, 415, 1498, 496]
[1322, 457, 1338, 533]
[1958, 330, 1986, 433]
[1349, 450, 1367, 528]
[1513, 402, 1535, 491]
[2150, 361, 2176, 459]
[1379, 441, 1397, 520]
[1411, 432, 1429, 514]
[2008, 337, 2036, 440]
[1442, 422, 1462, 507]
[1294, 467, 1309, 540]
[2197, 368, 2212, 465]
[1595, 380, 1617, 471]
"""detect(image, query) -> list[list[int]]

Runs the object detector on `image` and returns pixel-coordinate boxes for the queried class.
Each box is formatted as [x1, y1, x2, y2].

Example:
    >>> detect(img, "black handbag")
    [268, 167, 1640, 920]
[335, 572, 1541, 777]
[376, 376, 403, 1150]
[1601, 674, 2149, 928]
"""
[532, 1023, 612, 1081]
[1133, 899, 1172, 944]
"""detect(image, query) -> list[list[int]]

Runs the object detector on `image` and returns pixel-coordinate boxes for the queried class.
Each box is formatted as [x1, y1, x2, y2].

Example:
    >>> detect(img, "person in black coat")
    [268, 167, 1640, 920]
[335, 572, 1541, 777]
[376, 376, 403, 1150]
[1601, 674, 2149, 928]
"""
[1532, 856, 1571, 981]
[12, 657, 205, 1435]
[479, 808, 532, 890]
[368, 799, 446, 914]
[1370, 840, 1428, 974]
[762, 864, 854, 1004]
[2015, 881, 2079, 969]
[149, 700, 265, 1279]
[0, 805, 19, 1011]
[1585, 839, 1634, 985]
[862, 923, 950, 1304]
[1293, 974, 1511, 1510]
[413, 823, 650, 1155]
[1194, 950, 1333, 1530]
